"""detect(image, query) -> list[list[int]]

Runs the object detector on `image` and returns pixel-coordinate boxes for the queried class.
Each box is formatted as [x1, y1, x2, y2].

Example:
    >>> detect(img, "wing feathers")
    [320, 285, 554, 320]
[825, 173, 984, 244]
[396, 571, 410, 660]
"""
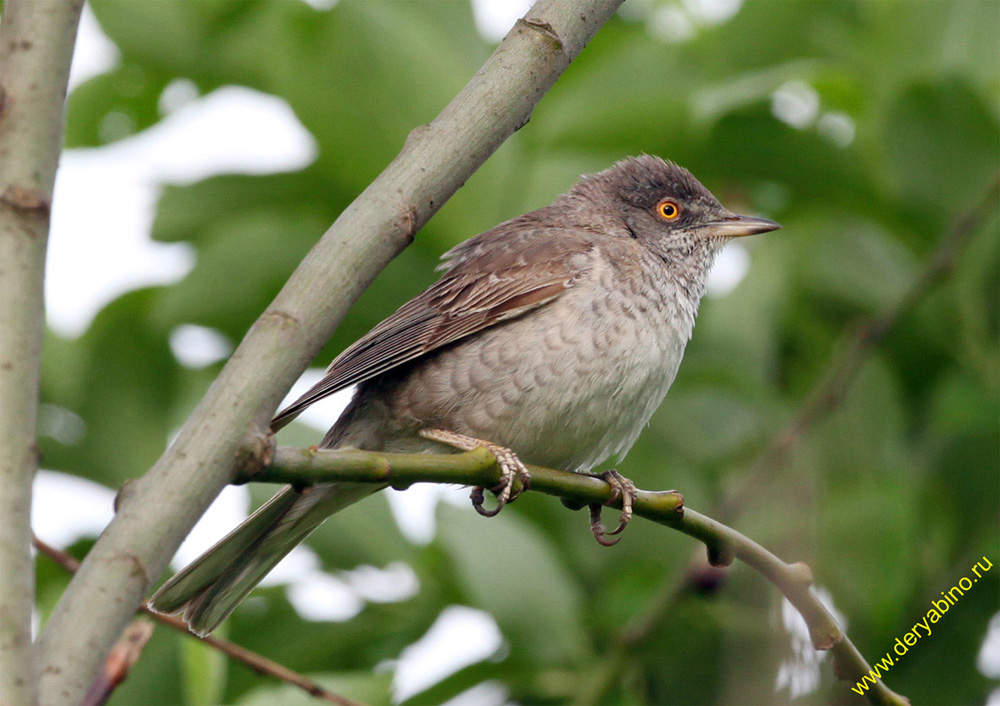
[271, 229, 594, 431]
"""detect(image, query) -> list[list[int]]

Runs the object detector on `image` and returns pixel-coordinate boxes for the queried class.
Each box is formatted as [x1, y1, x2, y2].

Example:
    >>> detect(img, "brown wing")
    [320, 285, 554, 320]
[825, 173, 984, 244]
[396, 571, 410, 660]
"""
[270, 225, 593, 431]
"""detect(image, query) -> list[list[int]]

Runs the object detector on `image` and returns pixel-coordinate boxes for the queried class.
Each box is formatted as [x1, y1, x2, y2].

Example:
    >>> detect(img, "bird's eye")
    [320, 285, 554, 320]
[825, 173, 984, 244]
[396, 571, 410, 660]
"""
[656, 200, 680, 220]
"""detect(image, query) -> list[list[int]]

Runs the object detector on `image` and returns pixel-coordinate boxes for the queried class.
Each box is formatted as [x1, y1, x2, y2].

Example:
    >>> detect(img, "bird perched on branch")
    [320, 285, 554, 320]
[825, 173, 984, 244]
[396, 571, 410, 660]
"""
[149, 155, 779, 635]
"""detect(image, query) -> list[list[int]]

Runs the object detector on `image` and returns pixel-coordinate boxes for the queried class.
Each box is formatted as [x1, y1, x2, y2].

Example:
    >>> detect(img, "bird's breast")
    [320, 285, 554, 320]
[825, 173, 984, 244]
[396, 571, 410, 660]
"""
[383, 252, 698, 473]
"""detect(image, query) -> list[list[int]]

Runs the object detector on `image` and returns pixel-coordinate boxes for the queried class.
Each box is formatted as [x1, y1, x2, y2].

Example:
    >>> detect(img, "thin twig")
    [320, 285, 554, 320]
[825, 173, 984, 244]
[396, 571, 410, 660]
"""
[35, 3, 625, 702]
[0, 2, 85, 703]
[245, 445, 909, 705]
[34, 537, 367, 706]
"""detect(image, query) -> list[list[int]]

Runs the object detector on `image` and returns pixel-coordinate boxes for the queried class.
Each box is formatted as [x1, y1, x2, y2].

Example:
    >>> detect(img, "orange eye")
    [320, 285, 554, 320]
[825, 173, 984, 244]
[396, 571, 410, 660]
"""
[657, 200, 680, 220]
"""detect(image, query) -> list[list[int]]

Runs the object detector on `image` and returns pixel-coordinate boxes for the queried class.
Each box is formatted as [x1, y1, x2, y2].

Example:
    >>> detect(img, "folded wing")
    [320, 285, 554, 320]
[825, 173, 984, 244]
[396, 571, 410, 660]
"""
[270, 226, 593, 430]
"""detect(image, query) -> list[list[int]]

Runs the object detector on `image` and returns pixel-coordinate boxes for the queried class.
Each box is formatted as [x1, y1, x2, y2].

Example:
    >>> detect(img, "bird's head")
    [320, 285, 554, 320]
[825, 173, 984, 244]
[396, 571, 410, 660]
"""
[575, 155, 780, 250]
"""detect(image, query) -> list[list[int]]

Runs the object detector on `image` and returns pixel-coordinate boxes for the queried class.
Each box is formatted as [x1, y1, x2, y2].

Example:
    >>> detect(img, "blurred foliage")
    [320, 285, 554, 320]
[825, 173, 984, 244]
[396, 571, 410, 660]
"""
[37, 0, 999, 704]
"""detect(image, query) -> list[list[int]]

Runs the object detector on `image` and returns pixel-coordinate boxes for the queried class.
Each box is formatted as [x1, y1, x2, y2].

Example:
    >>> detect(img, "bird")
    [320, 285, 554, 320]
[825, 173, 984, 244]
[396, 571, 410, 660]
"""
[148, 155, 780, 635]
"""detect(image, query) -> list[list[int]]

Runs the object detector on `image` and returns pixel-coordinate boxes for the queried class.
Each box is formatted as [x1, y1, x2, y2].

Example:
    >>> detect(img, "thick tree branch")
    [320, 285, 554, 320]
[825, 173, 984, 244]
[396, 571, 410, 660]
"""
[33, 538, 366, 706]
[34, 2, 624, 703]
[0, 1, 84, 704]
[245, 446, 909, 706]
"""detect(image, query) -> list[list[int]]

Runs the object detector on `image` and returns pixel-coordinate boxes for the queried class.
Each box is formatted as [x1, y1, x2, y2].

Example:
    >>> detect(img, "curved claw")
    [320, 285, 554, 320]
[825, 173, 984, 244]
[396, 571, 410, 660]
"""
[589, 504, 622, 546]
[588, 469, 638, 546]
[418, 429, 531, 519]
[487, 442, 530, 504]
[604, 470, 636, 536]
[471, 445, 528, 516]
[471, 485, 504, 517]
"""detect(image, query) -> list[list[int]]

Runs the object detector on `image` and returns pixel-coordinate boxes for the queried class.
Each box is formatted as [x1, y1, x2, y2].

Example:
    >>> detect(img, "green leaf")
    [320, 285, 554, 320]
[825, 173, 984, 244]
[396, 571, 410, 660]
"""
[294, 489, 415, 570]
[66, 64, 174, 147]
[883, 78, 999, 234]
[180, 630, 228, 706]
[39, 289, 180, 489]
[799, 215, 918, 313]
[435, 504, 590, 666]
[154, 209, 327, 340]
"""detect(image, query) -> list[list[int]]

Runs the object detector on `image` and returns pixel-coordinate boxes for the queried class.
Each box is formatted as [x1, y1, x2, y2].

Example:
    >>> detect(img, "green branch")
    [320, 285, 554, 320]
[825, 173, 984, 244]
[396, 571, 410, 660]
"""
[253, 446, 685, 517]
[246, 446, 910, 706]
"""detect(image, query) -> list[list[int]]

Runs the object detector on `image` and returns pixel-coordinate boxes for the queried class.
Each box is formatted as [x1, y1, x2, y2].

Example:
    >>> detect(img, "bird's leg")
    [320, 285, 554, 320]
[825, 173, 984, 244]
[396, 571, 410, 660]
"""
[588, 469, 637, 546]
[418, 428, 531, 517]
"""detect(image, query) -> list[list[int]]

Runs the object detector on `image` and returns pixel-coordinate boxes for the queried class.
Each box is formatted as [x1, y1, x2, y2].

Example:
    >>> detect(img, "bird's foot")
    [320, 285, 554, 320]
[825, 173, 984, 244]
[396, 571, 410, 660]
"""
[419, 428, 530, 517]
[588, 469, 637, 546]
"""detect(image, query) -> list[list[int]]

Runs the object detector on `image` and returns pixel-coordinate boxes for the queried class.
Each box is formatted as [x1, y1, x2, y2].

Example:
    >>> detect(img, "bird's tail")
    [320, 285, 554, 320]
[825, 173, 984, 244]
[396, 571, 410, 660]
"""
[148, 481, 377, 636]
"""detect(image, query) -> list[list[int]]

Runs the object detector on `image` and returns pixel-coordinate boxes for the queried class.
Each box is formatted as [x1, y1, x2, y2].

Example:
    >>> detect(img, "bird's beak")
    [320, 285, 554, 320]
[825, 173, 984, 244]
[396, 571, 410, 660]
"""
[697, 214, 781, 238]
